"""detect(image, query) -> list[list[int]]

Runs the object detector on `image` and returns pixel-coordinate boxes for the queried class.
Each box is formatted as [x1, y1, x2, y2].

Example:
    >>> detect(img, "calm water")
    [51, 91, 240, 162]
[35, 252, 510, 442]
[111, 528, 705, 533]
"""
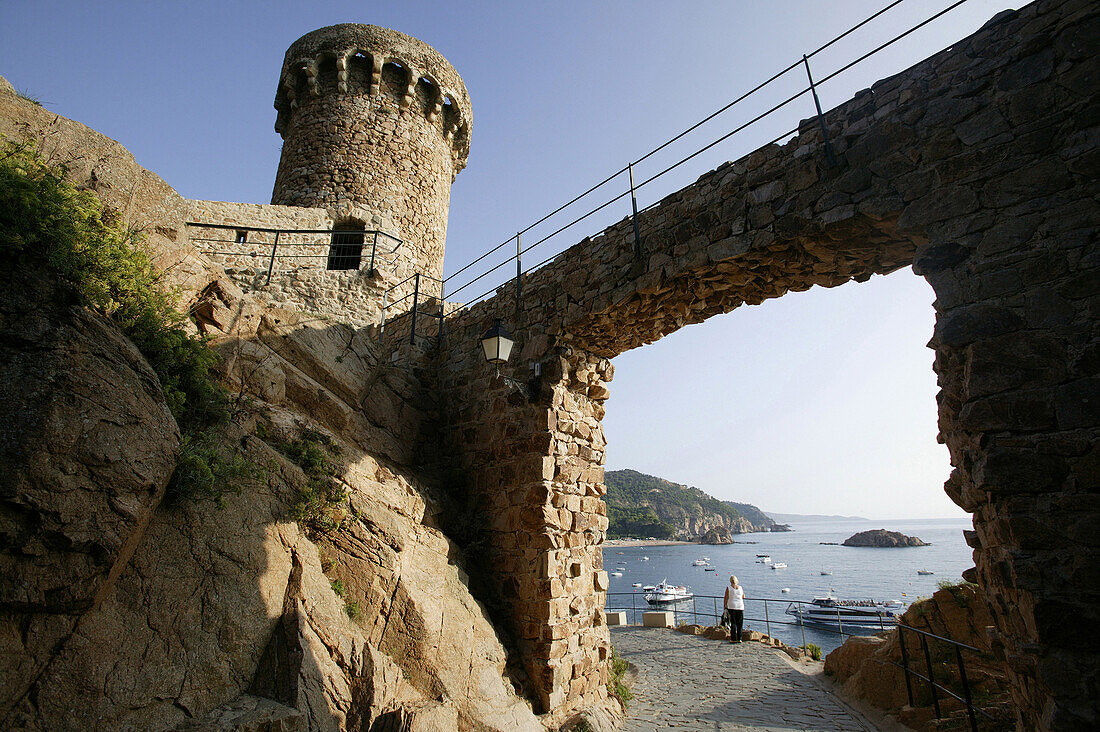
[602, 517, 972, 653]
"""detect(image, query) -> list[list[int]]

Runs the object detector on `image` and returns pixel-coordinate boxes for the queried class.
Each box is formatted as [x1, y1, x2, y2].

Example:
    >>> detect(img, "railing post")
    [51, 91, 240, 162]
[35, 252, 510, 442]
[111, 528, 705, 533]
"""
[802, 54, 837, 167]
[764, 599, 771, 638]
[836, 605, 844, 638]
[800, 602, 807, 650]
[628, 163, 644, 259]
[380, 290, 387, 342]
[899, 626, 916, 707]
[955, 645, 979, 732]
[692, 595, 697, 625]
[515, 232, 522, 320]
[409, 273, 420, 345]
[920, 633, 942, 718]
[265, 230, 280, 286]
[368, 231, 378, 276]
[438, 280, 445, 344]
[632, 592, 636, 625]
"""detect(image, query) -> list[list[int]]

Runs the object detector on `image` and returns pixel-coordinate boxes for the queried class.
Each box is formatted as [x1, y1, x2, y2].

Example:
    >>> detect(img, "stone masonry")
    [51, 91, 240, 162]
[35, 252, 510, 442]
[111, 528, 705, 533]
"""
[437, 1, 1099, 728]
[271, 24, 472, 290]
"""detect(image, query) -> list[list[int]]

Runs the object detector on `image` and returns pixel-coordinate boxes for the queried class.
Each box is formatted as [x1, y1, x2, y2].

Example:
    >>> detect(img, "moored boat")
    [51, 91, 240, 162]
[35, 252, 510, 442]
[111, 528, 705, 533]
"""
[786, 595, 905, 629]
[917, 569, 934, 575]
[691, 559, 708, 566]
[771, 562, 787, 569]
[644, 580, 693, 604]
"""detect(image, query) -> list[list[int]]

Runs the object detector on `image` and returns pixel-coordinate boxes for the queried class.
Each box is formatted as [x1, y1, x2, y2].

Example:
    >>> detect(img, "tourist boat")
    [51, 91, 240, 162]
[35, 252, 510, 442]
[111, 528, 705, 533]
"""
[691, 559, 708, 566]
[771, 562, 787, 569]
[785, 595, 906, 629]
[642, 584, 657, 592]
[917, 569, 935, 575]
[644, 580, 693, 604]
[755, 555, 771, 563]
[610, 571, 623, 577]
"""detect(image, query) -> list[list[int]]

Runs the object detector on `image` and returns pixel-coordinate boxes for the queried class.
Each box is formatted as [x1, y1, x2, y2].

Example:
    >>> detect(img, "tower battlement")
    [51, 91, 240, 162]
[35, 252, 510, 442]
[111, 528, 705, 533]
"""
[272, 24, 471, 285]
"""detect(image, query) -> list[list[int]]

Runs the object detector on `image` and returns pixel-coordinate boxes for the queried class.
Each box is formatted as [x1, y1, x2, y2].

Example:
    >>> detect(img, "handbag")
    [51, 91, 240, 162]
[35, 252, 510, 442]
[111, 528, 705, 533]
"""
[720, 609, 730, 627]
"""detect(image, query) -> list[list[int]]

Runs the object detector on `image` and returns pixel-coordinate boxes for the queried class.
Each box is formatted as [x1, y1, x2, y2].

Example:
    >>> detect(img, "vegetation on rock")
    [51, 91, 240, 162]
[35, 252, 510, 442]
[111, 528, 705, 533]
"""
[278, 428, 348, 534]
[0, 140, 249, 503]
[842, 529, 928, 547]
[606, 646, 633, 708]
[605, 469, 780, 539]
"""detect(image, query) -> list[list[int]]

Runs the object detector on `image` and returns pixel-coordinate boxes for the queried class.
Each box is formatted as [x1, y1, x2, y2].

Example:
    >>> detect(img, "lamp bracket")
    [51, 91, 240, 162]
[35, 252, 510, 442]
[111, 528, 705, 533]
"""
[495, 362, 541, 403]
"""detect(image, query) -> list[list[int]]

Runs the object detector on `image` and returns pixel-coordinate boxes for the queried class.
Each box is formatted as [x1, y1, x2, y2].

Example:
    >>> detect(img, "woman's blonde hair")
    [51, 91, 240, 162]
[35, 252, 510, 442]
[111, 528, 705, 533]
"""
[730, 575, 739, 587]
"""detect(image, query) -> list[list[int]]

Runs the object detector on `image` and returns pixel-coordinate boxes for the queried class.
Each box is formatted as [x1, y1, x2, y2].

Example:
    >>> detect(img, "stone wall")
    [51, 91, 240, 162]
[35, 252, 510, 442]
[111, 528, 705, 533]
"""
[438, 0, 1100, 728]
[271, 24, 472, 289]
[187, 200, 422, 328]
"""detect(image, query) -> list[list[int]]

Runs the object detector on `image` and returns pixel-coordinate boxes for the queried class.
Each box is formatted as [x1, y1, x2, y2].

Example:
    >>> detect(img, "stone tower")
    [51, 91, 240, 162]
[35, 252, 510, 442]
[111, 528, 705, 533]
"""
[272, 24, 471, 286]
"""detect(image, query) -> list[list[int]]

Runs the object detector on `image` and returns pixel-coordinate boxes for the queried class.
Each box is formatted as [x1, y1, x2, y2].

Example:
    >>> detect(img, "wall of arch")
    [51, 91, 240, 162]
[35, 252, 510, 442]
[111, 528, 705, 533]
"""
[436, 0, 1099, 727]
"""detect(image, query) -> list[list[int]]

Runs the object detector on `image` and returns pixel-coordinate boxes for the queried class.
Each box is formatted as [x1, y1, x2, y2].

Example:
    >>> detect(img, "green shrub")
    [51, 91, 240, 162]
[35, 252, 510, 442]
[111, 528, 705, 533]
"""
[279, 429, 347, 534]
[0, 140, 248, 503]
[330, 579, 345, 597]
[344, 600, 362, 621]
[606, 646, 633, 707]
[802, 643, 822, 661]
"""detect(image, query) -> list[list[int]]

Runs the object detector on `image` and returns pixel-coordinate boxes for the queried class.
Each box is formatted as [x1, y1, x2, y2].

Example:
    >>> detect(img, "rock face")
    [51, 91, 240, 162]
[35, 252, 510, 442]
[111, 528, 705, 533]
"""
[842, 530, 928, 547]
[700, 526, 734, 544]
[0, 81, 546, 731]
[825, 584, 1012, 729]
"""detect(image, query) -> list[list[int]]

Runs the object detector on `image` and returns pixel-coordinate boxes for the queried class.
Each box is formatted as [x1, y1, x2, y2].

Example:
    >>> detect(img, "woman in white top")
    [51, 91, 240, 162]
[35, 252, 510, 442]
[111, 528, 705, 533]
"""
[724, 575, 746, 643]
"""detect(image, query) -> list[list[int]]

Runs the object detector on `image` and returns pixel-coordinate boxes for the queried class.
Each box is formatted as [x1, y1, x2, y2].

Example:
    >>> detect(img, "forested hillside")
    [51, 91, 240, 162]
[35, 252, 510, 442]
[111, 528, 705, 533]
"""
[604, 469, 786, 540]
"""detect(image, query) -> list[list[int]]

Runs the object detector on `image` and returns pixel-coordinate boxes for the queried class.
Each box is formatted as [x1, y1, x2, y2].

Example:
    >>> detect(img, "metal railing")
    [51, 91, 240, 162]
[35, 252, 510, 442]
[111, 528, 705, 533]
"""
[605, 593, 898, 650]
[890, 623, 994, 732]
[379, 271, 445, 345]
[185, 222, 403, 285]
[431, 0, 977, 322]
[606, 592, 994, 731]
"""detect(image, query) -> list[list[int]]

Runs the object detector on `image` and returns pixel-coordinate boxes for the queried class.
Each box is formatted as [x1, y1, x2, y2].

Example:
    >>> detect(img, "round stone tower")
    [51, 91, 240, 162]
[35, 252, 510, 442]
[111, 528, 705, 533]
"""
[272, 24, 471, 286]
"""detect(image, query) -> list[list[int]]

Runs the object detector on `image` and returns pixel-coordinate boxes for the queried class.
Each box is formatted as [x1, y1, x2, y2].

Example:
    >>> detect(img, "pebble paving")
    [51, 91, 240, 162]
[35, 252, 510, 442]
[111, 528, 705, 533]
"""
[612, 627, 873, 731]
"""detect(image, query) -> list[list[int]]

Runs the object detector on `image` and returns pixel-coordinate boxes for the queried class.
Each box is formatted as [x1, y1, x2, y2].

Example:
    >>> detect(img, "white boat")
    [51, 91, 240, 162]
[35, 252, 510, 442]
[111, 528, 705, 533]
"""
[781, 588, 790, 593]
[771, 562, 787, 569]
[632, 582, 642, 587]
[642, 584, 656, 592]
[641, 556, 649, 561]
[644, 580, 693, 604]
[704, 567, 716, 571]
[702, 556, 710, 561]
[917, 569, 935, 575]
[755, 553, 770, 558]
[610, 571, 623, 577]
[786, 595, 906, 629]
[820, 570, 833, 576]
[691, 559, 708, 566]
[755, 555, 771, 563]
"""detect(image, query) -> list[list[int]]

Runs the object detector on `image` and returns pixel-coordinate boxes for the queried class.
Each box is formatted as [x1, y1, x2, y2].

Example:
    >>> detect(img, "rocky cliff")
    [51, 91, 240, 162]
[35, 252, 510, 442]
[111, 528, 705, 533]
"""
[825, 583, 1012, 730]
[0, 77, 553, 732]
[842, 529, 928, 547]
[604, 469, 782, 541]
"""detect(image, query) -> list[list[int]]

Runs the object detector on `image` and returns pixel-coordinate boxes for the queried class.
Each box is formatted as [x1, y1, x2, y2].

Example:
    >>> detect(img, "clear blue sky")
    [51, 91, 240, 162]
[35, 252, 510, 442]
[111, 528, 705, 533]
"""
[2, 0, 1011, 518]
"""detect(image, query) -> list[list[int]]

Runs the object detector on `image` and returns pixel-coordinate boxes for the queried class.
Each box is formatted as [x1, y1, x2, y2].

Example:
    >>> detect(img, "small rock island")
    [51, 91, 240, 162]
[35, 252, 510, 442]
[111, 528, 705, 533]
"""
[842, 529, 928, 547]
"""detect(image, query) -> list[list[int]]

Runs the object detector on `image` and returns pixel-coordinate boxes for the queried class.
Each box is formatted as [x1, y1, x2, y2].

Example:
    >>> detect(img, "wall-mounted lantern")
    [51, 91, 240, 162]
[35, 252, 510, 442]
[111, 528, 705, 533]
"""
[480, 318, 540, 402]
[480, 318, 514, 364]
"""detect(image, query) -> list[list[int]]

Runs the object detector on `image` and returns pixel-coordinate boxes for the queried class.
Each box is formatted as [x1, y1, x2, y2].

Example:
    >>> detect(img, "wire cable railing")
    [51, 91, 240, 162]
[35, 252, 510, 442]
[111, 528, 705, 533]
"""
[437, 0, 978, 319]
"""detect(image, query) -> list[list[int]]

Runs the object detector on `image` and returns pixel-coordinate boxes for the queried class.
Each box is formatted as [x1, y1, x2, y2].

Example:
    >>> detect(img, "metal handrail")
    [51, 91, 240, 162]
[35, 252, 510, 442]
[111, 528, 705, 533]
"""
[185, 221, 404, 284]
[434, 0, 979, 316]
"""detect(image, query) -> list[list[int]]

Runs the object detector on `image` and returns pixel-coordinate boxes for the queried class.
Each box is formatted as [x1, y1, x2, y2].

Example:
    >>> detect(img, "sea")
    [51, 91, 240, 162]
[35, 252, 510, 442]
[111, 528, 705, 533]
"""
[601, 516, 972, 654]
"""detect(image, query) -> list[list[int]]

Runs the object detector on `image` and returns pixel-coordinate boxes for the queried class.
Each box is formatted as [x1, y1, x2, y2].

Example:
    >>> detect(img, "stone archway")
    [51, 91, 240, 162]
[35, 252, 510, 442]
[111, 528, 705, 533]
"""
[438, 0, 1098, 727]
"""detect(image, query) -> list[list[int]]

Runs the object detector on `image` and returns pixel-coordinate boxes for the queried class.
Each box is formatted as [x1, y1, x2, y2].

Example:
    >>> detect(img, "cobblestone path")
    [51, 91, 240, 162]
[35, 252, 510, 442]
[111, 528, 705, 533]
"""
[611, 627, 873, 731]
